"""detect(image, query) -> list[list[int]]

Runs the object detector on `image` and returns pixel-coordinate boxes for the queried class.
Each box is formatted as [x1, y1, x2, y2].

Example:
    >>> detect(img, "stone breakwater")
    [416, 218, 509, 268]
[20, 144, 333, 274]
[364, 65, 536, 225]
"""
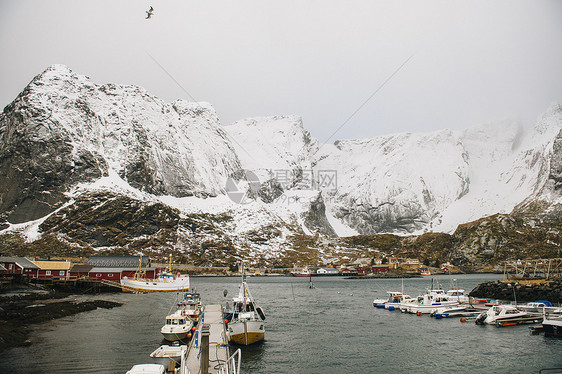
[469, 279, 562, 304]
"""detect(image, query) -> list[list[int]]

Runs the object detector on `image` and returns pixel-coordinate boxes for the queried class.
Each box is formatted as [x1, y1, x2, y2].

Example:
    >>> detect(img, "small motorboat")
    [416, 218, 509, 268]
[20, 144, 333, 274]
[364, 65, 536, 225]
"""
[160, 312, 193, 341]
[150, 345, 187, 371]
[470, 298, 502, 310]
[373, 291, 408, 309]
[125, 364, 165, 374]
[474, 305, 530, 325]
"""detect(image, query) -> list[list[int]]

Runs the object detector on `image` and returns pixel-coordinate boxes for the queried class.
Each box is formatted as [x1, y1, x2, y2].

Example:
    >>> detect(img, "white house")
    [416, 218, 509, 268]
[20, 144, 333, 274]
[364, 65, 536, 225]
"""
[316, 267, 339, 275]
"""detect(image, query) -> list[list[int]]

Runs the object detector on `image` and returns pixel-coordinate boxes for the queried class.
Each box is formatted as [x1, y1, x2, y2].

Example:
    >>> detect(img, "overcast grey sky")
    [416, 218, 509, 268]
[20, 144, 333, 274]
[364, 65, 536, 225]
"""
[1, 0, 561, 141]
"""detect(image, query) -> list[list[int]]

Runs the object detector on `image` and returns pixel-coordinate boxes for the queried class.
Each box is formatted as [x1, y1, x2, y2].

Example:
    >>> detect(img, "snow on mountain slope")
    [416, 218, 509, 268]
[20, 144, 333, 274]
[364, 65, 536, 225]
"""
[224, 116, 317, 183]
[224, 116, 336, 236]
[9, 64, 241, 195]
[313, 106, 562, 235]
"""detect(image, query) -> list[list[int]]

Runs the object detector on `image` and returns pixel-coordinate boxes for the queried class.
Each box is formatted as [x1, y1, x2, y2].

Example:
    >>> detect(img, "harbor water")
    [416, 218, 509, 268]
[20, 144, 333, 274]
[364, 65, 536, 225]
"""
[1, 273, 561, 373]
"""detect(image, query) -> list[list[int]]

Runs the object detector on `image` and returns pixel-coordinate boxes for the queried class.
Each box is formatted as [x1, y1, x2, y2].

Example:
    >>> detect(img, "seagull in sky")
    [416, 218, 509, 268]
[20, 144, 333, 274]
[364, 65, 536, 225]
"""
[146, 6, 154, 19]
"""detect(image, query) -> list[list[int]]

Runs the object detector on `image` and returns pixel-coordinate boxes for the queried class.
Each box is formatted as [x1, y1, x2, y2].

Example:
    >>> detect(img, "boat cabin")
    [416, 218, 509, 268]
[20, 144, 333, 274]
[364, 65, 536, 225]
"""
[165, 314, 189, 327]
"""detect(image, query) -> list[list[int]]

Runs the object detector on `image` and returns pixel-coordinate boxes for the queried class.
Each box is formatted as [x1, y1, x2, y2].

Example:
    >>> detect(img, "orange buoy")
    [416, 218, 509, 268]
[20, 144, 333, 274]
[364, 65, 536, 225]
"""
[224, 319, 229, 325]
[460, 318, 467, 323]
[187, 333, 192, 339]
[417, 311, 423, 316]
[192, 327, 196, 332]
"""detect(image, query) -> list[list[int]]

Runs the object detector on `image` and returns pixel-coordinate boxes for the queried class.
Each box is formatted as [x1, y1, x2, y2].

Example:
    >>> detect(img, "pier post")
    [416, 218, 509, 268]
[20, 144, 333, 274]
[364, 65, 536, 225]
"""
[200, 324, 210, 374]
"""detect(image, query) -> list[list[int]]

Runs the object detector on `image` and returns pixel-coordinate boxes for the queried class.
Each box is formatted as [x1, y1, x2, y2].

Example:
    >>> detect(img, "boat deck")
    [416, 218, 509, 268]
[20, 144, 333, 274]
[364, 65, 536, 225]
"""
[183, 304, 232, 374]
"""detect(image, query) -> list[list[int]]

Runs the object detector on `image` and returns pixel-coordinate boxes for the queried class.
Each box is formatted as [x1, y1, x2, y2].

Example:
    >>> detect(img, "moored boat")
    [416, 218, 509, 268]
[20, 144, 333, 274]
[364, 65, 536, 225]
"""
[176, 291, 202, 320]
[291, 266, 315, 277]
[373, 291, 408, 309]
[120, 256, 190, 293]
[542, 316, 562, 337]
[125, 364, 165, 374]
[149, 345, 186, 371]
[160, 312, 193, 341]
[225, 264, 266, 345]
[400, 288, 459, 314]
[474, 305, 530, 325]
[519, 300, 553, 313]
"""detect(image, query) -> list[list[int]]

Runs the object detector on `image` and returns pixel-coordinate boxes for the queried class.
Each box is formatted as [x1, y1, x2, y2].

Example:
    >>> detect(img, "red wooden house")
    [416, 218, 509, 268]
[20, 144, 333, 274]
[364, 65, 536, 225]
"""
[0, 256, 39, 278]
[82, 255, 165, 280]
[31, 260, 71, 279]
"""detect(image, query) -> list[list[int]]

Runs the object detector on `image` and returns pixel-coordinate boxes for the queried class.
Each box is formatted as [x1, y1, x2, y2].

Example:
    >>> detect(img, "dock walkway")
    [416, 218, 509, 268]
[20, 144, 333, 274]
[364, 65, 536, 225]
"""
[182, 304, 239, 374]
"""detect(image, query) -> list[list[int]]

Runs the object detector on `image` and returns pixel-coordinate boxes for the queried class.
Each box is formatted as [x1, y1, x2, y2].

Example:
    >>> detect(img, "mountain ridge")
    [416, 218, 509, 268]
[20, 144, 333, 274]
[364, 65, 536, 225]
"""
[1, 65, 560, 267]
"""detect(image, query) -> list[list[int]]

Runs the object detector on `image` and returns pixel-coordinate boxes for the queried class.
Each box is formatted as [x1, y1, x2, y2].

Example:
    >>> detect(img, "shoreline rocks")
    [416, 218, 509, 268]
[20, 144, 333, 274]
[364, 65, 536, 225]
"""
[469, 279, 562, 304]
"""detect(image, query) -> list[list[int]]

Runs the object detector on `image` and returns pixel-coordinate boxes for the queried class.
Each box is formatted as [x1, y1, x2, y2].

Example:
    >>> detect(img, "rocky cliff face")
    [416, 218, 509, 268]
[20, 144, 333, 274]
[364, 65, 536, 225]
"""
[0, 65, 243, 224]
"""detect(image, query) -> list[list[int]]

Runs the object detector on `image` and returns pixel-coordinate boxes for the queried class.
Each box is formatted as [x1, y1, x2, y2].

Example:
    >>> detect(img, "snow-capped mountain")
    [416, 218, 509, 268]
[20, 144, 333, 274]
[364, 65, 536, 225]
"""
[315, 111, 562, 235]
[0, 65, 561, 262]
[0, 65, 241, 224]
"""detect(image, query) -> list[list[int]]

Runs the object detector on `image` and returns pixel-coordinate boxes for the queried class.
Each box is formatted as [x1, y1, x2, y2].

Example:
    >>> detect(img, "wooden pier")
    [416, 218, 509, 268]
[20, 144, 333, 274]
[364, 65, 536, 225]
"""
[180, 304, 240, 374]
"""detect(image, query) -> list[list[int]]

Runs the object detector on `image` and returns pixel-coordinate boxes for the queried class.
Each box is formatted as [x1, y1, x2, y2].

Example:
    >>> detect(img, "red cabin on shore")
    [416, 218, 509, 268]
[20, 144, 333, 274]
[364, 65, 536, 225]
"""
[0, 256, 39, 278]
[77, 255, 166, 280]
[32, 260, 71, 279]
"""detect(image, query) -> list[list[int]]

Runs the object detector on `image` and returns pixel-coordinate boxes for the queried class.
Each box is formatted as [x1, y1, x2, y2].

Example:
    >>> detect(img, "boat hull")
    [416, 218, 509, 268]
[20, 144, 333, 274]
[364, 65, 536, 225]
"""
[291, 273, 315, 277]
[120, 276, 190, 292]
[160, 325, 191, 341]
[228, 320, 265, 345]
[161, 332, 188, 341]
[543, 320, 562, 337]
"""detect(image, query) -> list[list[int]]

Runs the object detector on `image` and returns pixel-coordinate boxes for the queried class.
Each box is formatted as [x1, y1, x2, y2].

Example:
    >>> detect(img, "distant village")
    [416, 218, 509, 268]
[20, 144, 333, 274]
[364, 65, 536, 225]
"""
[0, 255, 460, 284]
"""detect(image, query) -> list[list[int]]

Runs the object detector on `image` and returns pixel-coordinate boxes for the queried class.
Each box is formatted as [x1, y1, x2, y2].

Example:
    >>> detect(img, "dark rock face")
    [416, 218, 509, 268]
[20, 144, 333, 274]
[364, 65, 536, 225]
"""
[0, 65, 247, 227]
[40, 192, 181, 248]
[0, 96, 107, 224]
[549, 129, 562, 191]
[302, 193, 337, 238]
[334, 199, 427, 235]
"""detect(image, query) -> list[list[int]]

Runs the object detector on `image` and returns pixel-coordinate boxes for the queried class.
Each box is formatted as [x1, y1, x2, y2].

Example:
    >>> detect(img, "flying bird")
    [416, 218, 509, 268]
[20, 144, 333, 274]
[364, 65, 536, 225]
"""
[146, 6, 154, 19]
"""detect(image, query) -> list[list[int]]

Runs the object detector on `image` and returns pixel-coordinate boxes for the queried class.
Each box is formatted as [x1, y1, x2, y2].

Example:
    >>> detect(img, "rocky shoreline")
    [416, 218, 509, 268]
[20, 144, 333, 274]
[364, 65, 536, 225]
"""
[0, 287, 122, 353]
[469, 278, 562, 303]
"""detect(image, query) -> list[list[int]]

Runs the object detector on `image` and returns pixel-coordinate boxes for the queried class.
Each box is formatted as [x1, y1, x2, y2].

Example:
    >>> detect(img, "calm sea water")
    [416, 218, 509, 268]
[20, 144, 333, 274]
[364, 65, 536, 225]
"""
[1, 274, 561, 373]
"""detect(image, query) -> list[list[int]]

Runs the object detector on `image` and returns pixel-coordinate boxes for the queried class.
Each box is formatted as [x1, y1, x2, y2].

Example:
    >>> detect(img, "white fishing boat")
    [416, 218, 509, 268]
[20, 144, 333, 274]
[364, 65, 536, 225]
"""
[373, 279, 414, 310]
[225, 264, 266, 345]
[445, 288, 470, 303]
[120, 256, 190, 293]
[474, 305, 530, 325]
[373, 291, 408, 309]
[176, 291, 202, 320]
[400, 288, 459, 314]
[160, 311, 193, 341]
